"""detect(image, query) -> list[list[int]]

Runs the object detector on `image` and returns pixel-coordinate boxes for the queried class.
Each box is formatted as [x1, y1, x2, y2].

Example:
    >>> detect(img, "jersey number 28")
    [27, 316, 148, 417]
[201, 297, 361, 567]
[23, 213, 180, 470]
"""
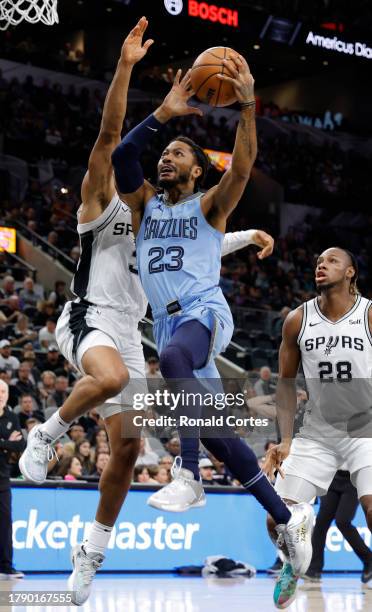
[318, 361, 352, 381]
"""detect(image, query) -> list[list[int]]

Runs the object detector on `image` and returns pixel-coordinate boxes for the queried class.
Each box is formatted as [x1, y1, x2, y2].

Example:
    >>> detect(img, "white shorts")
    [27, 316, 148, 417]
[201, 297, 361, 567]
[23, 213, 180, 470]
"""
[56, 300, 147, 418]
[275, 436, 372, 501]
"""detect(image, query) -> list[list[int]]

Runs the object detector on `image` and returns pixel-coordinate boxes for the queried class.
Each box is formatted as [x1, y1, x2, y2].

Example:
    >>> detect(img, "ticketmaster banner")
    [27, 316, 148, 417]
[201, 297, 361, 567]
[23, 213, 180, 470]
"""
[11, 486, 369, 572]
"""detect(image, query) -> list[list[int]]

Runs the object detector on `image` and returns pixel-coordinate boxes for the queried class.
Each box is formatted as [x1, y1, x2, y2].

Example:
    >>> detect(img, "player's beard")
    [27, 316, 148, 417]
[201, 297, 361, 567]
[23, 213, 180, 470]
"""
[316, 280, 340, 293]
[157, 169, 192, 190]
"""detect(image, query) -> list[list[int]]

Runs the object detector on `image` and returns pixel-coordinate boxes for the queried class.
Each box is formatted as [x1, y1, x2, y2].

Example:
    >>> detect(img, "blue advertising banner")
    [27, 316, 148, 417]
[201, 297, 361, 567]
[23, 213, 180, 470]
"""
[11, 486, 370, 572]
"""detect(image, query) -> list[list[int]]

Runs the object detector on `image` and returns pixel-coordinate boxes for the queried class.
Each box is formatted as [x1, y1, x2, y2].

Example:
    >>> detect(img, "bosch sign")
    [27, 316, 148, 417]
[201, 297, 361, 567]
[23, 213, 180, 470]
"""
[188, 0, 238, 28]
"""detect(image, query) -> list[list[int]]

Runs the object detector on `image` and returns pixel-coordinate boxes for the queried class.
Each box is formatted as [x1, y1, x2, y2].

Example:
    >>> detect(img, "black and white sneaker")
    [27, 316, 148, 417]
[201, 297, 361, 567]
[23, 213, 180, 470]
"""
[0, 568, 25, 579]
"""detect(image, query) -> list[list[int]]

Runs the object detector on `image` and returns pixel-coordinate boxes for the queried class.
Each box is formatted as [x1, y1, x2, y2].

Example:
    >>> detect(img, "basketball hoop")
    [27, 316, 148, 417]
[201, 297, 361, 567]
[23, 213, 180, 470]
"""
[0, 0, 59, 30]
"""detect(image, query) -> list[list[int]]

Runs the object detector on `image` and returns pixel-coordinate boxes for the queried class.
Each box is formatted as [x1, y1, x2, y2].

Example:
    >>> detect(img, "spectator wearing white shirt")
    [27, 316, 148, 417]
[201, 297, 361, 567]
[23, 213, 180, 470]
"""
[0, 341, 20, 376]
[38, 318, 57, 350]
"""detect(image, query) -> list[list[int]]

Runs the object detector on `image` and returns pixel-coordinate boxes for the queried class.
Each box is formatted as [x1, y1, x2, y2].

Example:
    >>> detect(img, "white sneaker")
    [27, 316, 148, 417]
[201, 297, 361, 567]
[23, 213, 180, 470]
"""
[19, 425, 55, 484]
[69, 544, 104, 606]
[147, 456, 206, 512]
[276, 503, 314, 576]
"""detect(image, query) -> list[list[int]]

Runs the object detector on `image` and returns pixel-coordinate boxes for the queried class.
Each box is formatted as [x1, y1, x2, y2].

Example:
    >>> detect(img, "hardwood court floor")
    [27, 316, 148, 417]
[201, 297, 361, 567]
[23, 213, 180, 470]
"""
[0, 573, 371, 611]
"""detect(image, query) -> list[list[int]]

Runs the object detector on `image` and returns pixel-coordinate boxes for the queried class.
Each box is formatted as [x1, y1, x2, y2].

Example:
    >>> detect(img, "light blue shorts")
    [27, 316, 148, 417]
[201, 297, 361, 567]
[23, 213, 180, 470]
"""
[153, 291, 233, 380]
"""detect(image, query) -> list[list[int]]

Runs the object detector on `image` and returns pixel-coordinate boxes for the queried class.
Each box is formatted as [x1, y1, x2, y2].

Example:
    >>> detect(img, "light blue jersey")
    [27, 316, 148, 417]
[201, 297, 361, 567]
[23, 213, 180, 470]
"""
[136, 191, 233, 376]
[137, 192, 223, 311]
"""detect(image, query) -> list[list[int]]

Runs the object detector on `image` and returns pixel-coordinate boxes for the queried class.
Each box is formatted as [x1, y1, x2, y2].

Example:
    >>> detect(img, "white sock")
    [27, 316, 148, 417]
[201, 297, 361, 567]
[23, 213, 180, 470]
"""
[84, 520, 112, 556]
[39, 409, 70, 441]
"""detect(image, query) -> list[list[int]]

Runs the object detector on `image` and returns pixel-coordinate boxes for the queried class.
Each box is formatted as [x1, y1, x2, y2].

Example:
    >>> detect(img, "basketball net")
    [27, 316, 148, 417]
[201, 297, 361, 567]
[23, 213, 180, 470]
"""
[0, 0, 58, 30]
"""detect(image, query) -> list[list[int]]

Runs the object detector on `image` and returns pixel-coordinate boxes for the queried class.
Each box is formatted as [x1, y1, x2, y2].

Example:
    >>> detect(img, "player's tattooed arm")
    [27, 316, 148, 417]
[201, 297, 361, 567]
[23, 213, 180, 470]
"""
[202, 55, 256, 228]
[263, 307, 303, 480]
[81, 17, 153, 222]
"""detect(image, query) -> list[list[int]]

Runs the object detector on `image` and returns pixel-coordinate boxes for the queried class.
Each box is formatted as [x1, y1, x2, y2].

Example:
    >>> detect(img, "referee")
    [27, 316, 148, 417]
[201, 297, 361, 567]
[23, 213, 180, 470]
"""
[0, 380, 25, 579]
[304, 469, 372, 583]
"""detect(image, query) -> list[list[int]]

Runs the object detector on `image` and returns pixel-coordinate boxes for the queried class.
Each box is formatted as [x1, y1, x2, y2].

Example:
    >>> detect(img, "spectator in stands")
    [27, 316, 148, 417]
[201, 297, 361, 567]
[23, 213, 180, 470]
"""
[57, 456, 83, 481]
[90, 428, 108, 448]
[0, 340, 20, 375]
[133, 465, 151, 483]
[11, 363, 40, 408]
[253, 366, 276, 396]
[33, 301, 57, 327]
[159, 455, 173, 473]
[91, 452, 110, 479]
[151, 465, 170, 484]
[38, 371, 57, 410]
[42, 345, 64, 372]
[18, 277, 40, 308]
[47, 231, 59, 250]
[16, 394, 44, 429]
[135, 438, 159, 466]
[22, 350, 41, 384]
[272, 306, 291, 339]
[145, 356, 162, 379]
[48, 281, 67, 311]
[52, 376, 69, 407]
[0, 276, 15, 301]
[199, 458, 218, 485]
[95, 442, 110, 457]
[9, 314, 36, 348]
[164, 437, 180, 458]
[38, 317, 57, 350]
[1, 295, 21, 320]
[63, 423, 86, 455]
[75, 439, 94, 476]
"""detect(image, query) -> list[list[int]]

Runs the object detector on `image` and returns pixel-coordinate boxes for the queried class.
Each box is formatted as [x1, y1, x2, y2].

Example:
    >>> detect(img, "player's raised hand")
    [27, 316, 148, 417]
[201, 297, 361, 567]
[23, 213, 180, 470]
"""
[217, 54, 255, 104]
[157, 69, 203, 120]
[252, 230, 274, 260]
[121, 16, 154, 66]
[262, 441, 291, 482]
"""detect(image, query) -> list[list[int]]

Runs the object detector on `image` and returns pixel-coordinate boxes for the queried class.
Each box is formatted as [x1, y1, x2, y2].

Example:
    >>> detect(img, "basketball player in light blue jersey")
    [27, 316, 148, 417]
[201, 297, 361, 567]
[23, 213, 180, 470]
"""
[112, 52, 314, 576]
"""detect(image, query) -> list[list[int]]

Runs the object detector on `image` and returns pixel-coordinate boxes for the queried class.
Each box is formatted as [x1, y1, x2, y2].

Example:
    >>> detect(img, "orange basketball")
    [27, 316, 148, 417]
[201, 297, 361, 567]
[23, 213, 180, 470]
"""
[190, 46, 238, 107]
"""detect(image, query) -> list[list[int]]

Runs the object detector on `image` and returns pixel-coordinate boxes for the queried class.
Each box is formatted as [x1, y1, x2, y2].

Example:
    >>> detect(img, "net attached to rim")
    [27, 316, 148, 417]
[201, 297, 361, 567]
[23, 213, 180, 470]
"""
[0, 0, 58, 30]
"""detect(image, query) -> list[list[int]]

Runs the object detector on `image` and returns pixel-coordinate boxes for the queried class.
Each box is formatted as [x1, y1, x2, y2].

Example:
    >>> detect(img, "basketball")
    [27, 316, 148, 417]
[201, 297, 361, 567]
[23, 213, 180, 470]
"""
[190, 46, 239, 107]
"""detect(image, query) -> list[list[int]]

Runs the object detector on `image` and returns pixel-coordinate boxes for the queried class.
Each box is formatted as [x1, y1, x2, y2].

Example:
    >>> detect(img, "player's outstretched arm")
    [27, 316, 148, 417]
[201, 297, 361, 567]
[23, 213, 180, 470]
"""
[263, 308, 302, 480]
[112, 68, 202, 213]
[80, 17, 153, 223]
[202, 55, 256, 226]
[221, 229, 274, 259]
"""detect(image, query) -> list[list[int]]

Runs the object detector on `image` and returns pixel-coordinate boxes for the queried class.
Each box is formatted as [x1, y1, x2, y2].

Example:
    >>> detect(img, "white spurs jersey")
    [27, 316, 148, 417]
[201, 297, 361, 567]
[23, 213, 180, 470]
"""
[298, 295, 372, 437]
[71, 194, 147, 318]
